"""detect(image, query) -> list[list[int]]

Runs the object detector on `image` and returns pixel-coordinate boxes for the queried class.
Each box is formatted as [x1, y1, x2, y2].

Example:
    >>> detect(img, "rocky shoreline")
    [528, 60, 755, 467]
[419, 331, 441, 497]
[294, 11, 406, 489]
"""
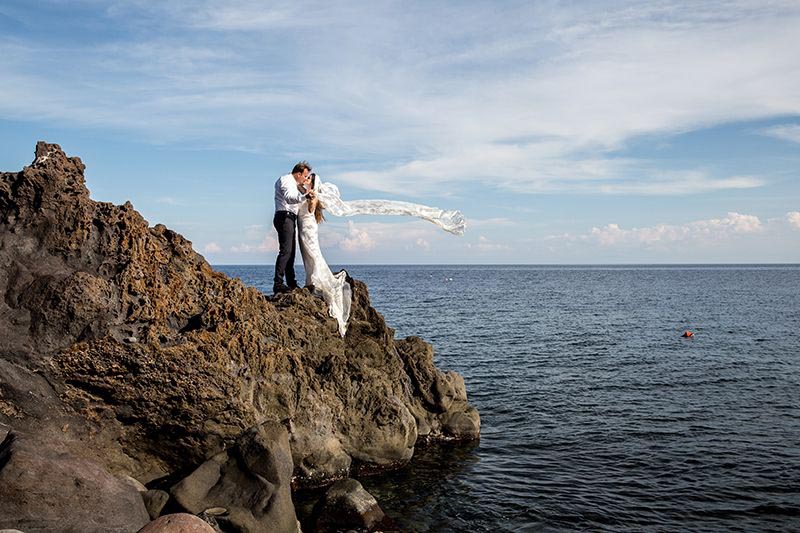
[0, 142, 480, 532]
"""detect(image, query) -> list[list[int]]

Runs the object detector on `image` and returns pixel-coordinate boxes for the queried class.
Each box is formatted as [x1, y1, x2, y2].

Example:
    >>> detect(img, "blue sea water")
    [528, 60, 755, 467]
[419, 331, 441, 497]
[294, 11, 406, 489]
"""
[217, 264, 800, 532]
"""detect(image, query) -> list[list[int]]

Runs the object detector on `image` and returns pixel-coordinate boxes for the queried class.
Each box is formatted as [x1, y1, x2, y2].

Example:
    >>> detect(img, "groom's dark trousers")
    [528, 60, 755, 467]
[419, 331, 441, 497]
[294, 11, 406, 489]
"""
[273, 210, 298, 288]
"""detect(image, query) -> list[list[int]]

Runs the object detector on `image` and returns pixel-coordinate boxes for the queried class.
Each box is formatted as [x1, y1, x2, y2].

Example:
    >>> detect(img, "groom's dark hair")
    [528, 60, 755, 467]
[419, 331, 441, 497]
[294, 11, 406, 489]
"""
[292, 161, 312, 174]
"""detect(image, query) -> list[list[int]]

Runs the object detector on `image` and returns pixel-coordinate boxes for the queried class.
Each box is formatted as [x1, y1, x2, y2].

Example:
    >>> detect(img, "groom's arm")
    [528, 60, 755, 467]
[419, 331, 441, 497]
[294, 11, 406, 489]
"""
[279, 175, 308, 204]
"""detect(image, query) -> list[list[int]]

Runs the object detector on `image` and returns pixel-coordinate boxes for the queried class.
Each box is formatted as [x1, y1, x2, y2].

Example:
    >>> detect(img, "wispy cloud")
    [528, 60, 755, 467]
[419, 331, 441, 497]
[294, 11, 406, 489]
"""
[1, 0, 798, 196]
[155, 196, 180, 205]
[468, 217, 517, 228]
[760, 124, 800, 145]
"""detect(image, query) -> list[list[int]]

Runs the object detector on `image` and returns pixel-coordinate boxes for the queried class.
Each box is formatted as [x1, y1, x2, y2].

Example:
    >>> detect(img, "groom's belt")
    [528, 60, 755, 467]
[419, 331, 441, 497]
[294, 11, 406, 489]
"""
[275, 210, 298, 219]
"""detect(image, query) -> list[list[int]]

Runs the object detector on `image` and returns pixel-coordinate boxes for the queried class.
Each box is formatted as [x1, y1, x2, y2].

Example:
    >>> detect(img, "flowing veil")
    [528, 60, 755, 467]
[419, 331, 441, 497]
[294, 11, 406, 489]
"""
[316, 182, 466, 235]
[300, 178, 465, 337]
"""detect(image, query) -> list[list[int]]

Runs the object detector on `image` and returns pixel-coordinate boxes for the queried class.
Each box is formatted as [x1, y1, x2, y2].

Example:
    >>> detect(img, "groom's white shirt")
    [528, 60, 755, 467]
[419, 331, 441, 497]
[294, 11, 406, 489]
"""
[274, 174, 307, 215]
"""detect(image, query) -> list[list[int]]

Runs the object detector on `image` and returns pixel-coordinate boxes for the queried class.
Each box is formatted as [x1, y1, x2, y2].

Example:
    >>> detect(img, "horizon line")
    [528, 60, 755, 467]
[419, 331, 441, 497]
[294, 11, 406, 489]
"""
[211, 262, 800, 267]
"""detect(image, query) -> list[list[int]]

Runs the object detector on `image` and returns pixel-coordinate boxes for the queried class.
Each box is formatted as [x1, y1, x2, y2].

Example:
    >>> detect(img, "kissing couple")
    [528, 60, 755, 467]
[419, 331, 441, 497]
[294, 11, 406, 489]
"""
[272, 161, 466, 337]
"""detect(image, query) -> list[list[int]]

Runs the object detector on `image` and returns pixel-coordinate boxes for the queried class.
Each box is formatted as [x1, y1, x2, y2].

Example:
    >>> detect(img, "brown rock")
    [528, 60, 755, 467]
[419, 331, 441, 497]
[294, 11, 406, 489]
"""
[397, 336, 481, 442]
[170, 422, 297, 533]
[313, 478, 387, 532]
[0, 142, 479, 508]
[143, 489, 171, 520]
[120, 473, 148, 492]
[137, 513, 216, 533]
[0, 431, 150, 532]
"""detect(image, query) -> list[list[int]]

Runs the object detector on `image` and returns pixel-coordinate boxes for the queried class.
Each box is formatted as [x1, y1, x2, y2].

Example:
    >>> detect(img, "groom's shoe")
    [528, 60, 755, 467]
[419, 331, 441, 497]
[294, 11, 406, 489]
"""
[273, 283, 291, 294]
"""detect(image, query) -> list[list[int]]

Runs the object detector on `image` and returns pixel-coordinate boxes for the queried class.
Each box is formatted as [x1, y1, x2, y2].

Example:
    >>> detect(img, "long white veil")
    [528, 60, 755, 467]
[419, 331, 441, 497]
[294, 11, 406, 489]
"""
[316, 181, 466, 235]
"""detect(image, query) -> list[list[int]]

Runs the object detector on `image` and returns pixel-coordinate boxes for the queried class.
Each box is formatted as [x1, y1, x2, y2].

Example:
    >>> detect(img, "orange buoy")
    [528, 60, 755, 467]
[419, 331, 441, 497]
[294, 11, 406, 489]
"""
[681, 331, 694, 338]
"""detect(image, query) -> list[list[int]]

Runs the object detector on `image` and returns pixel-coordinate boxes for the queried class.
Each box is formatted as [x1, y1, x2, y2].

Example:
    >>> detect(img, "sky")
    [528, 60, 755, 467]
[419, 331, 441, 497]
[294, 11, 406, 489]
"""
[1, 0, 799, 264]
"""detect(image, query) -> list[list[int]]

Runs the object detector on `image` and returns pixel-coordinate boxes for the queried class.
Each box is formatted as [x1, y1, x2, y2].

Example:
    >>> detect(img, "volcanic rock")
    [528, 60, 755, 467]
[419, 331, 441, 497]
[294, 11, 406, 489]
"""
[312, 478, 388, 532]
[143, 490, 171, 520]
[0, 431, 150, 532]
[0, 142, 480, 529]
[169, 421, 296, 533]
[137, 513, 217, 533]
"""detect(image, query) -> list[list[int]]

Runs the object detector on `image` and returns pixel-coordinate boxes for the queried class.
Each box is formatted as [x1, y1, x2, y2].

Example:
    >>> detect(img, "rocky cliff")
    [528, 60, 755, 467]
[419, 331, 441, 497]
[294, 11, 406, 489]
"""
[0, 142, 479, 531]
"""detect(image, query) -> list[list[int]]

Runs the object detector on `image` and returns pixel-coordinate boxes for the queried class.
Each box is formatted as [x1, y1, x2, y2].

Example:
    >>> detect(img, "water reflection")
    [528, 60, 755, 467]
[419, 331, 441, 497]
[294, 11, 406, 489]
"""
[359, 440, 481, 532]
[293, 440, 480, 533]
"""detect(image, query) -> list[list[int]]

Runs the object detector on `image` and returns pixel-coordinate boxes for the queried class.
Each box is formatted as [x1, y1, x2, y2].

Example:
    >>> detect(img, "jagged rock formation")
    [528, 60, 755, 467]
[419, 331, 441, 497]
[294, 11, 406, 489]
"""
[0, 142, 479, 530]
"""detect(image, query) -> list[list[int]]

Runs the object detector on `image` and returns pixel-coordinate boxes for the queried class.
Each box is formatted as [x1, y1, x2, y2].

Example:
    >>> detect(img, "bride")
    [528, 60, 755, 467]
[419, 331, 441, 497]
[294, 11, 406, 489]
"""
[296, 173, 352, 337]
[295, 173, 465, 337]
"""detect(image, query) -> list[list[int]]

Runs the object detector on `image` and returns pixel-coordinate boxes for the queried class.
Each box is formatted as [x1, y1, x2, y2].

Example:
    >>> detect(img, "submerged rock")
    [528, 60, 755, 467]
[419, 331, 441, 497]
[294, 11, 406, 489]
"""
[0, 142, 480, 529]
[312, 478, 388, 532]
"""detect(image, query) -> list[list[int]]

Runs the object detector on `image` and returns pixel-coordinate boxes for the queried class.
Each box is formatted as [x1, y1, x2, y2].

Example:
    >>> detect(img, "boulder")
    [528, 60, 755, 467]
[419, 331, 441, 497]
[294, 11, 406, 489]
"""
[143, 489, 170, 520]
[170, 422, 297, 533]
[0, 431, 150, 532]
[137, 513, 216, 533]
[120, 474, 148, 492]
[312, 478, 388, 532]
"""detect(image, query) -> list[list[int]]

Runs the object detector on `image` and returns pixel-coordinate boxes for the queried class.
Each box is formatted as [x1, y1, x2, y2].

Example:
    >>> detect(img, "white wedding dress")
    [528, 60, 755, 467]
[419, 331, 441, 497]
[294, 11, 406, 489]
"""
[297, 187, 352, 337]
[296, 177, 466, 337]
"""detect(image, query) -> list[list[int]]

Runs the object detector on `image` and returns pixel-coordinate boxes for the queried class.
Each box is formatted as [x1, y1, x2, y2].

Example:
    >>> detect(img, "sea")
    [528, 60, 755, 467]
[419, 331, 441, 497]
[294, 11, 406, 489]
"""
[216, 264, 800, 532]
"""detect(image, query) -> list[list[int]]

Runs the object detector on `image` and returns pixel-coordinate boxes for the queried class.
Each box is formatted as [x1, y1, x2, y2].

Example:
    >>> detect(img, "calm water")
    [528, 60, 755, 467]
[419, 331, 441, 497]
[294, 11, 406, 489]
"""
[217, 265, 800, 532]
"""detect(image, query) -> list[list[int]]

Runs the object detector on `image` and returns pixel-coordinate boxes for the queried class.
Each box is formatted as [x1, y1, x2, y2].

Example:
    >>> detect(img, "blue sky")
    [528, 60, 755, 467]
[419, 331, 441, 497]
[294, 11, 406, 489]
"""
[1, 0, 799, 264]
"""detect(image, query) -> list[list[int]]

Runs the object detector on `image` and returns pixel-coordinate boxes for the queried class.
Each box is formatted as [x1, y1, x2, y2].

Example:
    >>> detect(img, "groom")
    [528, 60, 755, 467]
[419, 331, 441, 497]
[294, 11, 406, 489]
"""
[273, 161, 316, 294]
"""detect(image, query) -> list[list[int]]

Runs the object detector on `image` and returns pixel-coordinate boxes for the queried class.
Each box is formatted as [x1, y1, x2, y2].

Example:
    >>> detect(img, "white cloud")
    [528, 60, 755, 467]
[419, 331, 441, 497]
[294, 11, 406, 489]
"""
[469, 217, 518, 229]
[256, 235, 279, 252]
[558, 211, 764, 247]
[317, 219, 460, 257]
[1, 1, 798, 195]
[230, 233, 278, 253]
[155, 196, 178, 205]
[466, 235, 511, 253]
[587, 173, 764, 196]
[339, 221, 376, 252]
[203, 242, 222, 253]
[469, 217, 517, 228]
[760, 124, 800, 144]
[787, 211, 800, 229]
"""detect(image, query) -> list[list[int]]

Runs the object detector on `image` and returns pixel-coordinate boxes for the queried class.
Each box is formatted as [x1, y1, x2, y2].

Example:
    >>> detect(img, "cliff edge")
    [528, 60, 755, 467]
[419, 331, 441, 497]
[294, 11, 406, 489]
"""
[0, 142, 479, 532]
